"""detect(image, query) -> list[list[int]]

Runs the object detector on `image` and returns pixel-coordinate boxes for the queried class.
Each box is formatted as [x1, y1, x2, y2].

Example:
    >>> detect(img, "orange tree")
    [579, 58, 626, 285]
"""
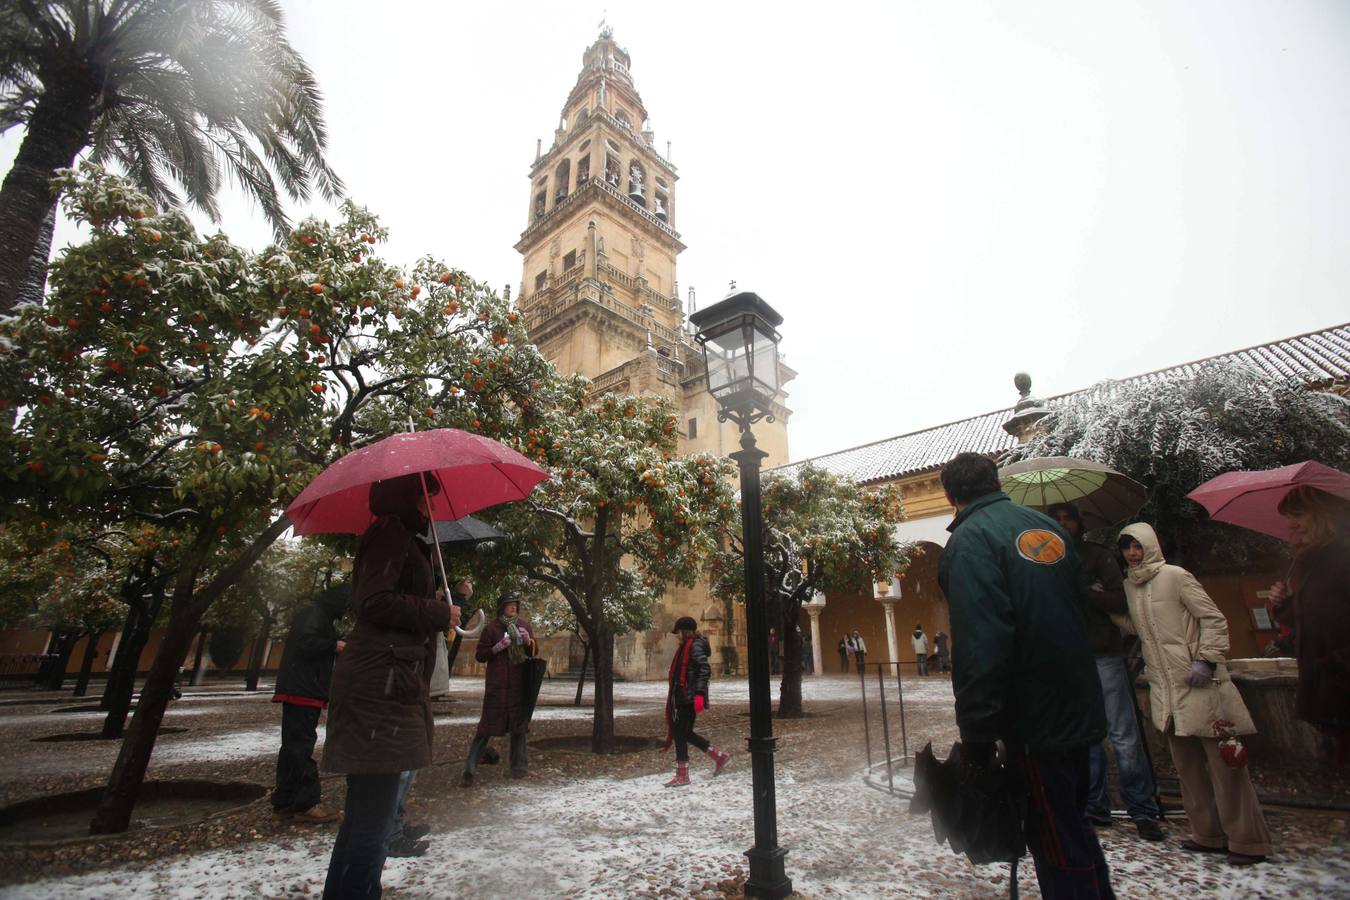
[475, 387, 737, 753]
[0, 165, 557, 832]
[711, 464, 914, 717]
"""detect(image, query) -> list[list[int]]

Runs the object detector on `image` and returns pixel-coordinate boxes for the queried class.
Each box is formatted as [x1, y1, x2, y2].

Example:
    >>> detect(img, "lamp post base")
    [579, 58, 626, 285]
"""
[744, 846, 792, 899]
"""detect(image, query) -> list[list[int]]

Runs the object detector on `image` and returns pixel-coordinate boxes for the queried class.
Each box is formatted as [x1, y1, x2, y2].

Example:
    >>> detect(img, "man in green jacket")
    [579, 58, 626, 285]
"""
[938, 453, 1113, 899]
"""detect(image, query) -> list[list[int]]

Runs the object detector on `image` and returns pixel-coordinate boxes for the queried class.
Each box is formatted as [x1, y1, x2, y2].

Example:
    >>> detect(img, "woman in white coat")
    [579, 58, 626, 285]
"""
[1117, 523, 1270, 866]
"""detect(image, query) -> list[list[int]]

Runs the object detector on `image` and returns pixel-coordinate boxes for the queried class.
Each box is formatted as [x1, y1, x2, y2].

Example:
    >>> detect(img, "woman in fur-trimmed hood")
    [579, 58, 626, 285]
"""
[1119, 522, 1270, 865]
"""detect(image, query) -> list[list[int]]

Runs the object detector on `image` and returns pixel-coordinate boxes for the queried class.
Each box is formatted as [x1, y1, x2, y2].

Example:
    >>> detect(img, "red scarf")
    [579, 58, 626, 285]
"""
[662, 637, 694, 751]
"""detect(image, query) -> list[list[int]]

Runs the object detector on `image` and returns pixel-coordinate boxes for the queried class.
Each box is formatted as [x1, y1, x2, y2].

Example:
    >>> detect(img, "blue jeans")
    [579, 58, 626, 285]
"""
[324, 773, 401, 899]
[383, 770, 415, 847]
[1088, 656, 1160, 822]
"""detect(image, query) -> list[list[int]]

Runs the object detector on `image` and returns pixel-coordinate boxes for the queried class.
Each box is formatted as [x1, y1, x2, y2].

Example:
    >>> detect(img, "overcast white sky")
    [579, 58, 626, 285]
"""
[4, 0, 1348, 462]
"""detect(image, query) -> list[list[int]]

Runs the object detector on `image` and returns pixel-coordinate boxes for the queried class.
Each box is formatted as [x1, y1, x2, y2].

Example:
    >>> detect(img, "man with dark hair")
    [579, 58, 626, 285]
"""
[1047, 502, 1163, 842]
[937, 453, 1114, 899]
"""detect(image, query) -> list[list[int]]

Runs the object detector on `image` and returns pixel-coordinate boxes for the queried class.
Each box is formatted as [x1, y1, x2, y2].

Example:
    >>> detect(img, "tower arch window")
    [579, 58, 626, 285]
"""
[627, 159, 647, 207]
[615, 108, 630, 127]
[577, 154, 590, 183]
[604, 153, 621, 187]
[554, 159, 571, 203]
[654, 189, 669, 221]
[534, 188, 547, 220]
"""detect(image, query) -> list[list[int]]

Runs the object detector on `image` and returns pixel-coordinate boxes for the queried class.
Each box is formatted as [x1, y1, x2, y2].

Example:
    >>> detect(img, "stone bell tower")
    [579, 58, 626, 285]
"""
[514, 30, 793, 677]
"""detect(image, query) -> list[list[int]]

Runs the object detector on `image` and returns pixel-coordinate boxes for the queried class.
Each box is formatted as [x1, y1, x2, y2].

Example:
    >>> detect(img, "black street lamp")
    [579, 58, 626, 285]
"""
[689, 290, 792, 900]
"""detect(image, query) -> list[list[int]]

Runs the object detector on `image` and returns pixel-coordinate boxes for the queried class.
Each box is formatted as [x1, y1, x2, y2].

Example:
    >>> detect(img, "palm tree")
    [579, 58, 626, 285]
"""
[0, 0, 343, 313]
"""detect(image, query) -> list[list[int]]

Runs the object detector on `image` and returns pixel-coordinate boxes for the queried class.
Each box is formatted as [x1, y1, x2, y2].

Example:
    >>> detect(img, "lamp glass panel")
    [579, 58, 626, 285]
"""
[752, 333, 779, 394]
[706, 326, 751, 394]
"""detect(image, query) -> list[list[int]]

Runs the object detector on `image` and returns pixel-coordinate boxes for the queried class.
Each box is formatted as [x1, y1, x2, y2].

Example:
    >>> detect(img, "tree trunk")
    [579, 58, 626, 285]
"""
[72, 629, 105, 698]
[101, 610, 155, 737]
[589, 628, 616, 754]
[40, 631, 80, 690]
[776, 606, 805, 718]
[243, 630, 269, 692]
[0, 77, 98, 315]
[190, 630, 209, 686]
[573, 639, 589, 707]
[89, 595, 205, 834]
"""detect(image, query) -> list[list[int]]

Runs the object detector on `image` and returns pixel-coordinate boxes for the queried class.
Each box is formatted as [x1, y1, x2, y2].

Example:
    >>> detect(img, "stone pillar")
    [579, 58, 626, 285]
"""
[803, 592, 826, 677]
[879, 598, 899, 666]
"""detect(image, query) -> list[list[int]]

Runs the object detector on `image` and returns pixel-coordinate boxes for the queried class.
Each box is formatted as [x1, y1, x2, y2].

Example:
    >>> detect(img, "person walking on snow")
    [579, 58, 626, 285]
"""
[912, 624, 930, 676]
[663, 616, 731, 787]
[271, 583, 350, 823]
[837, 635, 850, 673]
[462, 591, 537, 785]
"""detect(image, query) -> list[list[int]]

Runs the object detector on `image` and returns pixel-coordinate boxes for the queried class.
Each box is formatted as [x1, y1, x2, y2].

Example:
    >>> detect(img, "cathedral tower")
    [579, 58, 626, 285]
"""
[515, 30, 793, 676]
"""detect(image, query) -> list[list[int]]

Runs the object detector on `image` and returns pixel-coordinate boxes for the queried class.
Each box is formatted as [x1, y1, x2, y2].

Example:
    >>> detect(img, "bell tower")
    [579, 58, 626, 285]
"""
[515, 30, 685, 379]
[515, 29, 793, 468]
[514, 30, 794, 677]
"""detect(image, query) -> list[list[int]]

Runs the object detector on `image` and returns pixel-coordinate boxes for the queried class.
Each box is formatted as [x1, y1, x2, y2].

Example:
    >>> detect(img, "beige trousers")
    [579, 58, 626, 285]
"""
[1167, 733, 1272, 856]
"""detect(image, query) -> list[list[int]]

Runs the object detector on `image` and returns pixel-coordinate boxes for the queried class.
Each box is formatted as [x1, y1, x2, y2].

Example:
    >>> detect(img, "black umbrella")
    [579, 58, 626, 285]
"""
[520, 657, 548, 722]
[911, 742, 1025, 894]
[418, 515, 505, 547]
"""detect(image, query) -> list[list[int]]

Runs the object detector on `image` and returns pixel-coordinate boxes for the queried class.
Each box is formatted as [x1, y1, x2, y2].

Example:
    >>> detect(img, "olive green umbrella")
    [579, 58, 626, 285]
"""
[998, 456, 1147, 528]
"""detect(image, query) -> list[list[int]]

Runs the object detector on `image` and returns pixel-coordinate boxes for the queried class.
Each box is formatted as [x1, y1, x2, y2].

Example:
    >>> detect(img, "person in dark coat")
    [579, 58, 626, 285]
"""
[321, 473, 457, 900]
[933, 631, 951, 673]
[271, 583, 350, 823]
[662, 616, 731, 786]
[1048, 502, 1163, 841]
[837, 636, 850, 673]
[769, 628, 780, 675]
[937, 453, 1112, 899]
[461, 591, 537, 784]
[1268, 486, 1350, 766]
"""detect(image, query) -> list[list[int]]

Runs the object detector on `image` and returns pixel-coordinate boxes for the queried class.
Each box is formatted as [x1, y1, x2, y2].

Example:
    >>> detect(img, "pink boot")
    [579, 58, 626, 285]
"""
[709, 746, 732, 777]
[665, 762, 690, 787]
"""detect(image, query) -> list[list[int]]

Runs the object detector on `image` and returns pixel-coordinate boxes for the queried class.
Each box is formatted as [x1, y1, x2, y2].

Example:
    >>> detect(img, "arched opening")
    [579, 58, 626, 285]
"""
[627, 159, 646, 207]
[604, 153, 622, 187]
[554, 159, 571, 203]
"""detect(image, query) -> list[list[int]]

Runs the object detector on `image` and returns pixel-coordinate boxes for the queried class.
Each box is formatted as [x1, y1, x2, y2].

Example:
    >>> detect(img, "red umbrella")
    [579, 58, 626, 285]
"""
[1186, 461, 1350, 542]
[286, 428, 549, 536]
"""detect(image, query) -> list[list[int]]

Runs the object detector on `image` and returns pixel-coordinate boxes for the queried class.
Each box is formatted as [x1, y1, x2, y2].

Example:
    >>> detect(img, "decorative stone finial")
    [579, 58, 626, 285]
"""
[1003, 371, 1050, 440]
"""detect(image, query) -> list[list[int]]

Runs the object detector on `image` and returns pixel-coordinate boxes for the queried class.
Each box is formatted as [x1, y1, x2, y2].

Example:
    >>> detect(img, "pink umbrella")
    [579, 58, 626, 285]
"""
[286, 428, 549, 536]
[1186, 461, 1350, 542]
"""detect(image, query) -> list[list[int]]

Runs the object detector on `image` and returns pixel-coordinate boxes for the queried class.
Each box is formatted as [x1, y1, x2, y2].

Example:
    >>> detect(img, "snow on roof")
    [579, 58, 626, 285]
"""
[779, 322, 1350, 485]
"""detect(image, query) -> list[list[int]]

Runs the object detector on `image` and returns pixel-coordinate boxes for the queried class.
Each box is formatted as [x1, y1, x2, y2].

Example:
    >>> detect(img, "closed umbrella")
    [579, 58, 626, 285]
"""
[999, 456, 1147, 528]
[1186, 460, 1350, 543]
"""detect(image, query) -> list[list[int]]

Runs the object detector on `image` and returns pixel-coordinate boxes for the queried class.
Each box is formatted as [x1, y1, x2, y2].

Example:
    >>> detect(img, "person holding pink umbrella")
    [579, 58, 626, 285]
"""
[321, 473, 460, 899]
[1267, 486, 1350, 766]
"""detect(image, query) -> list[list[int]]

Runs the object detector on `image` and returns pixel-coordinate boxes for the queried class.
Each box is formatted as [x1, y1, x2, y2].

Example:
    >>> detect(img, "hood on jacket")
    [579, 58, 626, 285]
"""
[317, 583, 352, 619]
[1120, 522, 1166, 584]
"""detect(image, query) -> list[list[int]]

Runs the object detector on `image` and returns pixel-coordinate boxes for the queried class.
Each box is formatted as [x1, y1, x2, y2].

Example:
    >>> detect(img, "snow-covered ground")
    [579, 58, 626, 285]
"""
[5, 676, 1346, 898]
[5, 759, 1346, 900]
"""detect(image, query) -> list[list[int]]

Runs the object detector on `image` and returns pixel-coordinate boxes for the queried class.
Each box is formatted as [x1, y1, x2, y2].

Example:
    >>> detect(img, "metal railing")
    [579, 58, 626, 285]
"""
[0, 654, 57, 683]
[858, 661, 913, 795]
